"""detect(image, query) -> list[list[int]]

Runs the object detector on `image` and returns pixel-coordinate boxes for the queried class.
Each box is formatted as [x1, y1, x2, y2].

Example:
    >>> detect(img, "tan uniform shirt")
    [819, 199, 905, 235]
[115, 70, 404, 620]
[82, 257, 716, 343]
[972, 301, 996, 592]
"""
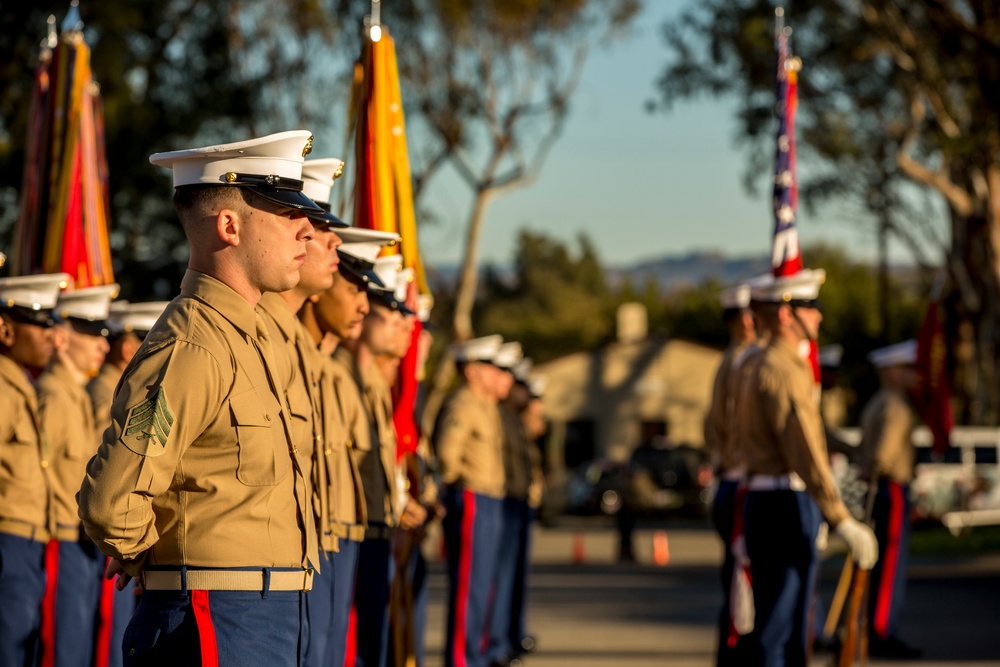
[434, 386, 505, 499]
[500, 401, 538, 504]
[858, 388, 916, 485]
[37, 360, 96, 540]
[87, 363, 120, 436]
[78, 270, 318, 576]
[704, 342, 749, 474]
[323, 354, 368, 542]
[259, 292, 331, 552]
[333, 347, 398, 531]
[0, 355, 52, 541]
[740, 337, 850, 526]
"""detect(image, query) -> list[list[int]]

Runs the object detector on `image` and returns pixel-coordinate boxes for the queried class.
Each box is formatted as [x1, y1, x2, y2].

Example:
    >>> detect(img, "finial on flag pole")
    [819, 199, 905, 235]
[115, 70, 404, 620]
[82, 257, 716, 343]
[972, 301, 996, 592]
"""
[42, 15, 58, 51]
[367, 0, 382, 42]
[61, 0, 83, 33]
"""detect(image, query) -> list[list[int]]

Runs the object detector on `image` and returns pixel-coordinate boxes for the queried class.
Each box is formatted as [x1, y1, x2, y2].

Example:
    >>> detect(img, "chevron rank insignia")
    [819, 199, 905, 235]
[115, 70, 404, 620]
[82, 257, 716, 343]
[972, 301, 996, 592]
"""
[120, 389, 174, 457]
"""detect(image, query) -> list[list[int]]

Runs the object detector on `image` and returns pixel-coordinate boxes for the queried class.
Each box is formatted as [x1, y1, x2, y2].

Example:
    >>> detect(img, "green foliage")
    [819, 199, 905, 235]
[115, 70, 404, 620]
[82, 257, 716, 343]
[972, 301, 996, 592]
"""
[475, 230, 614, 362]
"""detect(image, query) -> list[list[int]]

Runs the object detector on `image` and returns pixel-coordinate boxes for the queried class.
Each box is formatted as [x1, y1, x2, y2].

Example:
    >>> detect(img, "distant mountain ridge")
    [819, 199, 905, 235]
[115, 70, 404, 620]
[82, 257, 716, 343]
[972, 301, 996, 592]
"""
[427, 251, 774, 292]
[608, 251, 773, 291]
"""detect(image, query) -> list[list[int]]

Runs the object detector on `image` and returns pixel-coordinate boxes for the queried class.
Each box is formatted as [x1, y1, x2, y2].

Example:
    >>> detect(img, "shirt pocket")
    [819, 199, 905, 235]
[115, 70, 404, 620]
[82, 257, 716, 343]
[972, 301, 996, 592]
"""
[230, 387, 291, 486]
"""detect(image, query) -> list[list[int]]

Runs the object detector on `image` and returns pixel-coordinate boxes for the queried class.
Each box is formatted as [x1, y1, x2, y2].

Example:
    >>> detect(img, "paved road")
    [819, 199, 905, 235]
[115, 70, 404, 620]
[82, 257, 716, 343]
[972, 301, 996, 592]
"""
[419, 524, 1000, 667]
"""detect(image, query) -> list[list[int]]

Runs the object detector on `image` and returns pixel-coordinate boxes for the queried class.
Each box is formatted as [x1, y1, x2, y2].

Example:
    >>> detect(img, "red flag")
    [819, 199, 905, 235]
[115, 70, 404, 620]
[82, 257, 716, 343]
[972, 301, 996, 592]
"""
[771, 24, 802, 278]
[913, 301, 952, 456]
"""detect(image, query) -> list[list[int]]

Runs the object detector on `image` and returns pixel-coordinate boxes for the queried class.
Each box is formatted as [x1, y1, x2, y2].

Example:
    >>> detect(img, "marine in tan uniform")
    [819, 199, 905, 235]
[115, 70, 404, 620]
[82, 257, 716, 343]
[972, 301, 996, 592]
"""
[88, 301, 170, 431]
[257, 156, 349, 667]
[739, 269, 877, 667]
[85, 299, 169, 667]
[488, 346, 543, 667]
[78, 131, 324, 666]
[858, 340, 921, 659]
[300, 226, 397, 667]
[433, 335, 507, 667]
[341, 250, 429, 667]
[0, 272, 67, 667]
[37, 283, 115, 667]
[703, 280, 758, 667]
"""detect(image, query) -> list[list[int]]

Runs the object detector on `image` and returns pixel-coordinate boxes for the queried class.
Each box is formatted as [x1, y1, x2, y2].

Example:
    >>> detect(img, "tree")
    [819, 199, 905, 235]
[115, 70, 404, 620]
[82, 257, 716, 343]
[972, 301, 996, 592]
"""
[476, 230, 615, 362]
[653, 0, 1000, 423]
[0, 2, 357, 298]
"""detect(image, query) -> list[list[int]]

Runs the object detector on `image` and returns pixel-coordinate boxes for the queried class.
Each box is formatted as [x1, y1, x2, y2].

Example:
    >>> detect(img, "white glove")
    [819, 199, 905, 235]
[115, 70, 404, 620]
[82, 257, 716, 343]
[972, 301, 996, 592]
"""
[815, 521, 829, 552]
[835, 517, 878, 570]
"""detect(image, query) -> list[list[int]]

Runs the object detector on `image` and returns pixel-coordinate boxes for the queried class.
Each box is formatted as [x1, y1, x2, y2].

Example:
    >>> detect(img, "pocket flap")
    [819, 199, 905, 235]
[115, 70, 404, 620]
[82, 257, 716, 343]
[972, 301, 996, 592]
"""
[229, 387, 280, 427]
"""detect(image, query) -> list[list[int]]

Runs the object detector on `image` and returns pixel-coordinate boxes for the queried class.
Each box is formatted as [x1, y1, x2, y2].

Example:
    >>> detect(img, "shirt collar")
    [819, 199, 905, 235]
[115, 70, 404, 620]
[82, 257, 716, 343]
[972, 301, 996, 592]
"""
[257, 292, 298, 343]
[180, 270, 259, 340]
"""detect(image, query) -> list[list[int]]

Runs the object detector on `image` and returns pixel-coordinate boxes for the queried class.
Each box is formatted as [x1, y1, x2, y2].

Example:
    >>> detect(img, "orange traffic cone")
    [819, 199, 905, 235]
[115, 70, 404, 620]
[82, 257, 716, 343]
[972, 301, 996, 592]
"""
[572, 531, 586, 564]
[653, 530, 670, 566]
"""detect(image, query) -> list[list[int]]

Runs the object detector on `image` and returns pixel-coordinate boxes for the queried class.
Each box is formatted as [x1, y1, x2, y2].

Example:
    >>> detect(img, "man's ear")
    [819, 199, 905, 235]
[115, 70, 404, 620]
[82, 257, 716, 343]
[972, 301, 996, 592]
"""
[0, 317, 14, 347]
[215, 207, 242, 247]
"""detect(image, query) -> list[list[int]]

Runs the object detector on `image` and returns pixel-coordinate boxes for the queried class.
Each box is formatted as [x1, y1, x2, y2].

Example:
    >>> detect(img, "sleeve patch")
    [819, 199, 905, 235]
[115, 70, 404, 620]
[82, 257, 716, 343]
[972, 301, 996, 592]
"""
[120, 389, 174, 457]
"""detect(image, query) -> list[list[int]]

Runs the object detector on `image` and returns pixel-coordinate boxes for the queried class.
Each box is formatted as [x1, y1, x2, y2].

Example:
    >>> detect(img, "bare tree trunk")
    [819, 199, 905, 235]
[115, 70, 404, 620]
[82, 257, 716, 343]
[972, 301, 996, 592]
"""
[423, 188, 493, 430]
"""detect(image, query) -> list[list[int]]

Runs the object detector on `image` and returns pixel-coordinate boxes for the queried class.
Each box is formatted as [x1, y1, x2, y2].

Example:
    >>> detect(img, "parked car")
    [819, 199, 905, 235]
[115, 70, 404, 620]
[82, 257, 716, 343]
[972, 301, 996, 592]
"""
[565, 442, 713, 519]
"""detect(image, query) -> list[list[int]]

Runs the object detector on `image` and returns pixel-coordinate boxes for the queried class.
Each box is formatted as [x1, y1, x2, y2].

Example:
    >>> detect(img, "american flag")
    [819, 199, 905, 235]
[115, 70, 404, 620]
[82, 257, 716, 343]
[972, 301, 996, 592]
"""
[771, 22, 802, 278]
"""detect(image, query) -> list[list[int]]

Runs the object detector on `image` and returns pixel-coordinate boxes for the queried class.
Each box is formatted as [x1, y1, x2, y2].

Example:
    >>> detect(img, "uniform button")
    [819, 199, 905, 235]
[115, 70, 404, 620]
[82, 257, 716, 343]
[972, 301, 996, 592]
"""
[40, 460, 48, 469]
[325, 449, 332, 455]
[293, 447, 299, 454]
[130, 649, 135, 656]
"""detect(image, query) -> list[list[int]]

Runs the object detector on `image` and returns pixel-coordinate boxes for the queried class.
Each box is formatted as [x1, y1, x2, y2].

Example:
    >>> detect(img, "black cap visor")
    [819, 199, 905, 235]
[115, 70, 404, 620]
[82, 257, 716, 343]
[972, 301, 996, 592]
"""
[306, 202, 349, 229]
[1, 305, 62, 328]
[368, 286, 416, 316]
[337, 250, 384, 288]
[67, 317, 111, 337]
[247, 185, 325, 213]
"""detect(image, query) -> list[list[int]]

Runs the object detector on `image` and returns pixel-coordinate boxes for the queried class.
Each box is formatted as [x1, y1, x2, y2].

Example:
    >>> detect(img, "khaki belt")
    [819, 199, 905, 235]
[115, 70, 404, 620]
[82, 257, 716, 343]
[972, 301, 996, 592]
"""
[0, 519, 49, 543]
[143, 568, 314, 592]
[332, 522, 367, 542]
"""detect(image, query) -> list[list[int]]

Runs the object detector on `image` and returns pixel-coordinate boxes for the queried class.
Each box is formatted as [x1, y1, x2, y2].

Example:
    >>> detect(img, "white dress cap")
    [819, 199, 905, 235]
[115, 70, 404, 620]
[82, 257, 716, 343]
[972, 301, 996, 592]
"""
[58, 283, 120, 321]
[513, 358, 533, 382]
[719, 284, 751, 310]
[452, 334, 503, 364]
[373, 254, 404, 292]
[0, 273, 71, 311]
[301, 158, 345, 205]
[337, 229, 399, 287]
[338, 230, 400, 263]
[528, 375, 547, 398]
[868, 339, 917, 368]
[119, 301, 171, 335]
[148, 130, 323, 212]
[494, 342, 523, 370]
[818, 344, 844, 368]
[301, 158, 349, 228]
[750, 268, 826, 304]
[416, 293, 434, 323]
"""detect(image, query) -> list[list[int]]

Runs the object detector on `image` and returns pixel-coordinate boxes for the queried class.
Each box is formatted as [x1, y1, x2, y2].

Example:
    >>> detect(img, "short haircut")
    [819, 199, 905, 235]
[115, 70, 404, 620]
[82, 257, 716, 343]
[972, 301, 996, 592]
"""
[172, 186, 253, 233]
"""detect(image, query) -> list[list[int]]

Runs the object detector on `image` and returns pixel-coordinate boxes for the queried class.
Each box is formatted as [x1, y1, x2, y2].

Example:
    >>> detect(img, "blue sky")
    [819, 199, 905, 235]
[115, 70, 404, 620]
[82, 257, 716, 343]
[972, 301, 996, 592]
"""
[415, 2, 936, 271]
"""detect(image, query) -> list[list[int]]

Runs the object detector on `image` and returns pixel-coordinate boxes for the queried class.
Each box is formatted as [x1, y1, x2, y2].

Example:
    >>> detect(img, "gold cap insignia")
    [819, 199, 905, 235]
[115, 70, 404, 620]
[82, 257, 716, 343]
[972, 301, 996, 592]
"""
[226, 172, 238, 183]
[302, 135, 314, 157]
[333, 162, 345, 180]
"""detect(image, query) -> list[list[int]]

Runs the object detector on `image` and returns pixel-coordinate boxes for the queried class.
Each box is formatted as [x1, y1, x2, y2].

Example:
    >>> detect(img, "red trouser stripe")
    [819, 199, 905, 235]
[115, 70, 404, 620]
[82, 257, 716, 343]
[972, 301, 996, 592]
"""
[344, 605, 357, 667]
[452, 490, 477, 667]
[727, 485, 749, 648]
[873, 482, 904, 638]
[191, 590, 219, 667]
[40, 540, 60, 667]
[93, 556, 117, 667]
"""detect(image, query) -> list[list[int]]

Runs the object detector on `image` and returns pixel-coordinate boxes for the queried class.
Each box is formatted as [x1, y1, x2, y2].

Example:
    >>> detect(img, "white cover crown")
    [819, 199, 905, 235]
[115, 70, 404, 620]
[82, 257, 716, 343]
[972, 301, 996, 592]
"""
[149, 130, 314, 187]
[0, 273, 70, 311]
[57, 283, 119, 321]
